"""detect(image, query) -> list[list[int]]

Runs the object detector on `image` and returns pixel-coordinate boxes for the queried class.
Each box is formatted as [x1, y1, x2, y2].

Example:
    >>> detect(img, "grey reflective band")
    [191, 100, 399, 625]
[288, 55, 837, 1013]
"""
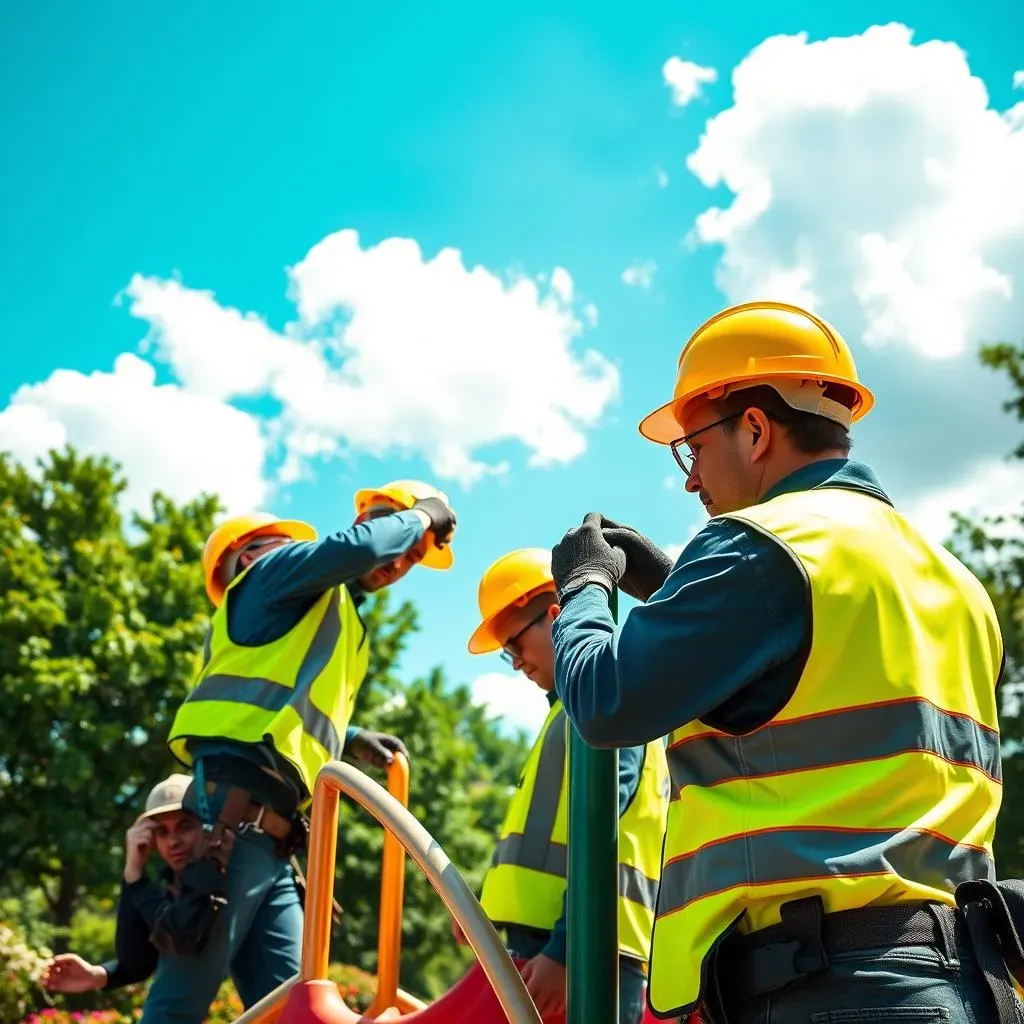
[670, 698, 1002, 794]
[656, 826, 995, 918]
[185, 590, 344, 760]
[491, 708, 659, 911]
[494, 708, 568, 876]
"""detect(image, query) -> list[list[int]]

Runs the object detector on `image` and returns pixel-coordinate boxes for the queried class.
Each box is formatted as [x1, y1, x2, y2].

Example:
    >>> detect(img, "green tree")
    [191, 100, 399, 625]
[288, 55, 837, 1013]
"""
[0, 447, 217, 941]
[947, 340, 1024, 876]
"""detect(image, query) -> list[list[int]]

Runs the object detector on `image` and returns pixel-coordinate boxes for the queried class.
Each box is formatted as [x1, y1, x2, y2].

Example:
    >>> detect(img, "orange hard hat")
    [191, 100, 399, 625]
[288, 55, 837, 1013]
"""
[468, 548, 555, 655]
[638, 301, 875, 444]
[202, 513, 317, 607]
[353, 479, 455, 570]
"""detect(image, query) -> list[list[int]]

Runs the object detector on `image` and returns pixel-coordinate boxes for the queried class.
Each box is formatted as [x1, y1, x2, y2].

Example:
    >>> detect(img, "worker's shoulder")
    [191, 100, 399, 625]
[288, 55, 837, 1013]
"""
[669, 513, 794, 572]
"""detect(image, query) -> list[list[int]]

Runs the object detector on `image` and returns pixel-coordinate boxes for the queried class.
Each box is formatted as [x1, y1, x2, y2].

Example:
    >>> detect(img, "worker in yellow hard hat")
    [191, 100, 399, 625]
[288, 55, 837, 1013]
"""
[153, 480, 456, 1023]
[463, 548, 669, 1024]
[547, 302, 1010, 1023]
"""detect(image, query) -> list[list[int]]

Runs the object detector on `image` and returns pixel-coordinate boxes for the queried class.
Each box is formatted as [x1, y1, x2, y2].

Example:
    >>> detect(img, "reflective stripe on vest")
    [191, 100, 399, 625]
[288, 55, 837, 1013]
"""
[168, 575, 369, 795]
[480, 702, 669, 961]
[184, 589, 346, 761]
[648, 486, 1004, 1018]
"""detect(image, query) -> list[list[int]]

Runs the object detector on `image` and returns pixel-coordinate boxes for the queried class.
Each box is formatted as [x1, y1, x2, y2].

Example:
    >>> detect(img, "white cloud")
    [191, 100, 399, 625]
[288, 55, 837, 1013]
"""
[655, 165, 670, 188]
[663, 57, 718, 107]
[129, 230, 618, 488]
[1014, 70, 1024, 89]
[686, 23, 1024, 360]
[900, 458, 1024, 545]
[621, 260, 658, 289]
[0, 354, 268, 515]
[470, 672, 551, 736]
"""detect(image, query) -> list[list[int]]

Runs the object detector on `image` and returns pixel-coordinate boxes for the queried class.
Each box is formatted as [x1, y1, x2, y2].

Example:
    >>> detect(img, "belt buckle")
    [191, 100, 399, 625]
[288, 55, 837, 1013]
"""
[742, 939, 804, 996]
[238, 804, 267, 836]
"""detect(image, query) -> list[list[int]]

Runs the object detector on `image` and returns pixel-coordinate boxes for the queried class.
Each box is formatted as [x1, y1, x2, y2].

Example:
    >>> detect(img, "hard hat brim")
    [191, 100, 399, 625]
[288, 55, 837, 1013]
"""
[638, 373, 875, 445]
[468, 617, 502, 655]
[420, 544, 454, 571]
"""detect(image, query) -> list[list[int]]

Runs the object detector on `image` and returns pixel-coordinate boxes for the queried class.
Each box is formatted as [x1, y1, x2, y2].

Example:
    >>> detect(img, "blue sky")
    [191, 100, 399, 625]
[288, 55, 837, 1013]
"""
[2, 2, 1023, 735]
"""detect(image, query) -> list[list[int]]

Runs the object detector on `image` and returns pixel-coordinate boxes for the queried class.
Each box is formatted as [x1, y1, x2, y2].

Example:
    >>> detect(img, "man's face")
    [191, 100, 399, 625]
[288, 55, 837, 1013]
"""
[354, 506, 429, 592]
[678, 397, 760, 516]
[496, 600, 557, 691]
[150, 810, 201, 872]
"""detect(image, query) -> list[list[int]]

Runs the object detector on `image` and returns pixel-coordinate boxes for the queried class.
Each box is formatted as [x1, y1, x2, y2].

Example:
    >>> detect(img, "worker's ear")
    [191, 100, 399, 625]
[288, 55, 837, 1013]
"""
[550, 604, 561, 620]
[745, 407, 772, 463]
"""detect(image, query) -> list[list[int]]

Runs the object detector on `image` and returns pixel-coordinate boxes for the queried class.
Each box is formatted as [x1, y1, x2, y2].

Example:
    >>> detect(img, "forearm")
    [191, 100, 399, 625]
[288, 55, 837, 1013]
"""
[258, 512, 426, 602]
[540, 895, 568, 965]
[552, 585, 674, 747]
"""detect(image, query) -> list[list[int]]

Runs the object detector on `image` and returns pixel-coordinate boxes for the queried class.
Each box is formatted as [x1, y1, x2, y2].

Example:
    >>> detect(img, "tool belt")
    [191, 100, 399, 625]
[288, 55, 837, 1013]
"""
[706, 882, 1024, 1024]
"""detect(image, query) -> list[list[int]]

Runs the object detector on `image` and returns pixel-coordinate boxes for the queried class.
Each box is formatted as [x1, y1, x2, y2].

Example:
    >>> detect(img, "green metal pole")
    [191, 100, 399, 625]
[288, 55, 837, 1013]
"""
[566, 587, 619, 1024]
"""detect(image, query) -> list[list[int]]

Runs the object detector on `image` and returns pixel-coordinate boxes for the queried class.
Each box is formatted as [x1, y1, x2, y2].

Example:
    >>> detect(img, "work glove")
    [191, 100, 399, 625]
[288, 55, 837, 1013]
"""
[346, 729, 410, 769]
[551, 512, 627, 602]
[411, 496, 457, 548]
[600, 518, 674, 603]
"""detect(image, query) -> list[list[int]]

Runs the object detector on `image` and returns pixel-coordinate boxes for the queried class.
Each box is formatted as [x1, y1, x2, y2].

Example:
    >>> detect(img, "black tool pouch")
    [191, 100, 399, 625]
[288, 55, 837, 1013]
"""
[149, 858, 228, 957]
[955, 878, 1024, 1023]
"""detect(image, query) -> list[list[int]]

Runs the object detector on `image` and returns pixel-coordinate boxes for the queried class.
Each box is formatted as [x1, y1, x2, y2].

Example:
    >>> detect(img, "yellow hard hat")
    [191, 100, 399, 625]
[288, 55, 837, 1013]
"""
[353, 479, 455, 570]
[638, 301, 875, 444]
[202, 513, 317, 607]
[468, 548, 554, 654]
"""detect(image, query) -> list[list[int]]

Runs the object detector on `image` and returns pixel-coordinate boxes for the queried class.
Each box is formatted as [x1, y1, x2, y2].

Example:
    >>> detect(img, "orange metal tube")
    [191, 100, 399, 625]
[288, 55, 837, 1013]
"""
[368, 754, 411, 1015]
[301, 768, 342, 982]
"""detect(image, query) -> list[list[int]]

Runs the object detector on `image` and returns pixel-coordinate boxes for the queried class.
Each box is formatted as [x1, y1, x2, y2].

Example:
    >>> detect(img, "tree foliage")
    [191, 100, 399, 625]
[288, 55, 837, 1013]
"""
[1, 446, 528, 1002]
[946, 340, 1024, 876]
[0, 448, 217, 937]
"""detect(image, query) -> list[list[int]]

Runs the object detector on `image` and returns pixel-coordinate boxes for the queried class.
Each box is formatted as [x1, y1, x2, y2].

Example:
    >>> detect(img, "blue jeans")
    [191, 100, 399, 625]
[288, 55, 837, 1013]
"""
[140, 783, 303, 1023]
[731, 942, 1017, 1024]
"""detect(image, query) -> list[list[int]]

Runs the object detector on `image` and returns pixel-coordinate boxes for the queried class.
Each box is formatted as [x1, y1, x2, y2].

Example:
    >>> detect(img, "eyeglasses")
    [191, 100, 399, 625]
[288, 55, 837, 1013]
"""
[669, 413, 742, 478]
[499, 611, 550, 665]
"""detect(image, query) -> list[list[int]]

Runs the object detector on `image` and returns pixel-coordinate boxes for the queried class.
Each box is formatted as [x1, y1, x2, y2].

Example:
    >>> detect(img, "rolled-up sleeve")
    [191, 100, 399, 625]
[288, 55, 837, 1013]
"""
[552, 519, 808, 747]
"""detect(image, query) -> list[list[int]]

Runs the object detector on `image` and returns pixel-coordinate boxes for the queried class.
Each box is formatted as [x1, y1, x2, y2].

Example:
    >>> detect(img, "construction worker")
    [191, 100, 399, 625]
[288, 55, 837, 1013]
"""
[148, 480, 456, 1024]
[41, 774, 201, 998]
[465, 547, 669, 1024]
[548, 302, 1012, 1023]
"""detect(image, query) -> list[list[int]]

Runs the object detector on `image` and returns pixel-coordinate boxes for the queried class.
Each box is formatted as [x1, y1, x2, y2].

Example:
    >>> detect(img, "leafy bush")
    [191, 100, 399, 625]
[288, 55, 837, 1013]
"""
[2, 921, 53, 1023]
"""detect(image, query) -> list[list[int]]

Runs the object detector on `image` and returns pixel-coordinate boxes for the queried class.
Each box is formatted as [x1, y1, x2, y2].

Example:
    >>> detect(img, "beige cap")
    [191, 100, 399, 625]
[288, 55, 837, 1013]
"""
[139, 773, 193, 820]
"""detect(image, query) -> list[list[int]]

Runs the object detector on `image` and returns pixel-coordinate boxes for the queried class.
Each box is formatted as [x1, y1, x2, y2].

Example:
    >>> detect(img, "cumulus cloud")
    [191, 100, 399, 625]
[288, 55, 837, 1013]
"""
[663, 57, 718, 107]
[128, 231, 618, 488]
[0, 354, 268, 515]
[674, 23, 1024, 525]
[1014, 70, 1024, 90]
[655, 165, 670, 188]
[686, 23, 1024, 360]
[621, 260, 658, 289]
[470, 672, 550, 736]
[900, 457, 1024, 545]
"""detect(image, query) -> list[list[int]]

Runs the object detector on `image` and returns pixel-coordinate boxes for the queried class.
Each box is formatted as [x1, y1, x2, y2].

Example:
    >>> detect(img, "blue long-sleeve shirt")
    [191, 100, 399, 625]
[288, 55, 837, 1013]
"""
[504, 692, 645, 969]
[190, 511, 425, 790]
[553, 460, 892, 745]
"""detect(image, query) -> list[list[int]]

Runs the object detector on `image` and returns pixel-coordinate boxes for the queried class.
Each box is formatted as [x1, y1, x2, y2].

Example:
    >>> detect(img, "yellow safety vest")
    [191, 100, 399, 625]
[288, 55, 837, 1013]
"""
[480, 700, 670, 963]
[648, 486, 1004, 1018]
[168, 571, 370, 796]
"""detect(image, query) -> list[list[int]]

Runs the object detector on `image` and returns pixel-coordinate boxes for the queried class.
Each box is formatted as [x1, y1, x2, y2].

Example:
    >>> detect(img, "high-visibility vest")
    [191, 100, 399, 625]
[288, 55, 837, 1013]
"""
[480, 701, 670, 962]
[168, 571, 370, 795]
[648, 486, 1004, 1018]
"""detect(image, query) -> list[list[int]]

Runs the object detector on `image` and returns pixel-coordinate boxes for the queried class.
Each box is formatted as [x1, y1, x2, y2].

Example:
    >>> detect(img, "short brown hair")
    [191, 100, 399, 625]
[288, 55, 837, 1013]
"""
[710, 384, 854, 455]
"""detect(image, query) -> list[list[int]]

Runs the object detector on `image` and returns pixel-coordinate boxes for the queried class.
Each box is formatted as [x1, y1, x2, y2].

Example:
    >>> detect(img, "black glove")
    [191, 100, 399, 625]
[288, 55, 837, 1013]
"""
[551, 512, 627, 602]
[601, 519, 674, 603]
[346, 729, 409, 769]
[412, 497, 457, 547]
